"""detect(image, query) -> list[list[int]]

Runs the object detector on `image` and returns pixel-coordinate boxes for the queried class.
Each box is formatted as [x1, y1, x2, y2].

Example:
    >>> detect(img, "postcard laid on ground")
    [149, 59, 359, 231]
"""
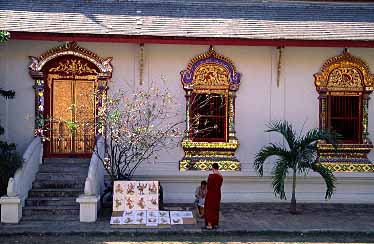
[158, 211, 170, 218]
[179, 211, 193, 218]
[123, 216, 135, 224]
[123, 210, 135, 218]
[170, 216, 183, 225]
[147, 210, 159, 218]
[146, 216, 158, 226]
[159, 216, 171, 225]
[110, 217, 123, 225]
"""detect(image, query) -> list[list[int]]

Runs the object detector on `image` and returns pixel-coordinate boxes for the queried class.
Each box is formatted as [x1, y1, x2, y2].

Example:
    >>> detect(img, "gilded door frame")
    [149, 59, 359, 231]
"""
[29, 42, 112, 157]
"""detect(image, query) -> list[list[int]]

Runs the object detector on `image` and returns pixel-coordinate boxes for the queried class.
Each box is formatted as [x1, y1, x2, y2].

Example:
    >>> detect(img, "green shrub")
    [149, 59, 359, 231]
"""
[0, 142, 22, 196]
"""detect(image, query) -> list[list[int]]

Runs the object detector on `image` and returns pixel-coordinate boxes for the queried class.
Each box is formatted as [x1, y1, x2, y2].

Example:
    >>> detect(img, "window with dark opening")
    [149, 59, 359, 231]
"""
[190, 93, 227, 142]
[328, 95, 362, 143]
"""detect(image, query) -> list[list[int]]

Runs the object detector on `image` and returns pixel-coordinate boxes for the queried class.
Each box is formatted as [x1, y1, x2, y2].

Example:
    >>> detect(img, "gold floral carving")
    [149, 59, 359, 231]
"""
[327, 67, 362, 89]
[49, 59, 98, 75]
[193, 64, 230, 88]
[314, 49, 374, 92]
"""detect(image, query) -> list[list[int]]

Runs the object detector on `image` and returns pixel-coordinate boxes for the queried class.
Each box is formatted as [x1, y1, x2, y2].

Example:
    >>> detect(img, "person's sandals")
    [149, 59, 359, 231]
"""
[206, 225, 213, 230]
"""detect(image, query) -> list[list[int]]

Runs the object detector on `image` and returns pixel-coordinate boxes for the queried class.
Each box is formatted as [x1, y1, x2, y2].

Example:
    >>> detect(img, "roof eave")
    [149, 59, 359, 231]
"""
[9, 31, 374, 48]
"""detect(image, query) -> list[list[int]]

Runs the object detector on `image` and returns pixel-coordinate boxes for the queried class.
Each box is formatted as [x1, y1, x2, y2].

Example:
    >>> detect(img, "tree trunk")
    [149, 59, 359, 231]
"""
[290, 167, 297, 214]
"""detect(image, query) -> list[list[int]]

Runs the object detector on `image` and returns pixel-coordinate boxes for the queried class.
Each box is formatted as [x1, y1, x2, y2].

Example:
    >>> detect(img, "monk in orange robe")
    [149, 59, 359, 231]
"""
[204, 162, 223, 229]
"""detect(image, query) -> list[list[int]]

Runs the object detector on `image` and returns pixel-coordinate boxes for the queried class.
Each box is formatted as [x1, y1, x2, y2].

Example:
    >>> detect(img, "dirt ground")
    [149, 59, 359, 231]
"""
[0, 232, 374, 244]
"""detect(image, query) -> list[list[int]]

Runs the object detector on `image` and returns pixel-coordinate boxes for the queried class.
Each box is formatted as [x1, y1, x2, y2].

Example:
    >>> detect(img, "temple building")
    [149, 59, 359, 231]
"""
[1, 0, 374, 222]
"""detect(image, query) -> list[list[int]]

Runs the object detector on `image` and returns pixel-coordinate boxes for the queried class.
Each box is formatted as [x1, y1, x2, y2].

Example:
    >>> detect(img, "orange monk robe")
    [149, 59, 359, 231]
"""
[204, 173, 223, 227]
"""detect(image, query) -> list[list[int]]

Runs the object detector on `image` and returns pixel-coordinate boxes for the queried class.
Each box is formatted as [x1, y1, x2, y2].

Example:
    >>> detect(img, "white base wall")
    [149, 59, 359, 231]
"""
[136, 176, 374, 204]
[133, 162, 374, 204]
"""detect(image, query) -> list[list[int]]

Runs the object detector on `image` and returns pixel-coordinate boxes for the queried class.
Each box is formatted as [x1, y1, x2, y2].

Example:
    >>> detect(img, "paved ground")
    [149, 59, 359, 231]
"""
[1, 232, 374, 244]
[1, 203, 374, 236]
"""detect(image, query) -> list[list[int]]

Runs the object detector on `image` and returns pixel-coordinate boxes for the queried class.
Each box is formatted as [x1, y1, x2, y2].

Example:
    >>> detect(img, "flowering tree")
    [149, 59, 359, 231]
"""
[36, 81, 224, 181]
[96, 86, 183, 181]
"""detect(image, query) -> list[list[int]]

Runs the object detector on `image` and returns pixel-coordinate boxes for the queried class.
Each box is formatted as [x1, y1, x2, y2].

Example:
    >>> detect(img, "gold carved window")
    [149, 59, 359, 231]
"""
[314, 49, 374, 172]
[179, 47, 241, 171]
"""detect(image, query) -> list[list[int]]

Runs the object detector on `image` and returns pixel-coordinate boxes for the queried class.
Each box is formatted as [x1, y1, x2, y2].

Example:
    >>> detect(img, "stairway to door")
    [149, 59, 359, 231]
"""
[23, 158, 89, 221]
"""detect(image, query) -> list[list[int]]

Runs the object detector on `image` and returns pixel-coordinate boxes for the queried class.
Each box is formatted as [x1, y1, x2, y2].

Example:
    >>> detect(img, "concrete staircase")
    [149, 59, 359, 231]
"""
[23, 158, 90, 221]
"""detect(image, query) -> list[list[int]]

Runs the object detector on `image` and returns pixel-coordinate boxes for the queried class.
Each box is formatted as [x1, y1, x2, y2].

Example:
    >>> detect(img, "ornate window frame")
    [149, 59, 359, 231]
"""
[314, 49, 374, 172]
[28, 42, 113, 140]
[179, 47, 241, 171]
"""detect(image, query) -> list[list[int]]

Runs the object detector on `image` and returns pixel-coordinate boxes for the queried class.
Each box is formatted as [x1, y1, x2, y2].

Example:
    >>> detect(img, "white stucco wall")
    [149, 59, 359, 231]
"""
[1, 40, 374, 203]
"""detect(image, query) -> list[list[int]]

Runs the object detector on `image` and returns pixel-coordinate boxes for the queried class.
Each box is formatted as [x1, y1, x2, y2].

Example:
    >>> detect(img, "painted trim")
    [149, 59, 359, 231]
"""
[10, 31, 374, 48]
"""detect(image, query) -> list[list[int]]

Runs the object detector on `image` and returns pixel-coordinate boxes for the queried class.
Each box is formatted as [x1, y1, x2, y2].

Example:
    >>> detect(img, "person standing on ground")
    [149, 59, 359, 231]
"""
[204, 162, 223, 229]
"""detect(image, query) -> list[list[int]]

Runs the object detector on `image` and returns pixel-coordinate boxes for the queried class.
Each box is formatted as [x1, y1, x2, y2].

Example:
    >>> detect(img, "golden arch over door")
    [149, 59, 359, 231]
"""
[29, 42, 113, 157]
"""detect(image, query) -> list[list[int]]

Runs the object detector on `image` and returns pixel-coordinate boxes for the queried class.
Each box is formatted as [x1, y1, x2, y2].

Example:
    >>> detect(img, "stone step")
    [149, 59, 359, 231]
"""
[32, 180, 85, 190]
[43, 158, 91, 164]
[36, 173, 87, 181]
[42, 160, 90, 166]
[41, 162, 90, 167]
[29, 189, 82, 198]
[22, 214, 79, 221]
[38, 165, 89, 173]
[25, 197, 77, 206]
[23, 205, 80, 216]
[24, 157, 89, 220]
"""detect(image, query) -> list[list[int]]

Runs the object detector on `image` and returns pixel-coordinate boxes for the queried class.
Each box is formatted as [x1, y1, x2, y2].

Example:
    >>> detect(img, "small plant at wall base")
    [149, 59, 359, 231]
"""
[254, 120, 337, 214]
[0, 30, 22, 197]
[0, 30, 10, 42]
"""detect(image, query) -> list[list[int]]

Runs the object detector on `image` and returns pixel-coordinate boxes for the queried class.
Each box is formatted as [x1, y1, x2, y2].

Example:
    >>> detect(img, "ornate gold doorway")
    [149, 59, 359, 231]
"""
[29, 42, 113, 157]
[46, 73, 97, 156]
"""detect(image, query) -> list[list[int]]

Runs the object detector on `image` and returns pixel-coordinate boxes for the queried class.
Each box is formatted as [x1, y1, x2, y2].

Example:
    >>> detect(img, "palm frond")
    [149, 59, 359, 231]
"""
[254, 143, 291, 176]
[311, 163, 336, 199]
[272, 158, 289, 200]
[299, 128, 337, 150]
[266, 120, 296, 151]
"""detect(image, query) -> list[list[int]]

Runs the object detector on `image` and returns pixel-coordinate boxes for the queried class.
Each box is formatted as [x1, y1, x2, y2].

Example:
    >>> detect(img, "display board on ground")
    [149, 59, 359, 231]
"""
[112, 181, 159, 211]
[110, 181, 195, 227]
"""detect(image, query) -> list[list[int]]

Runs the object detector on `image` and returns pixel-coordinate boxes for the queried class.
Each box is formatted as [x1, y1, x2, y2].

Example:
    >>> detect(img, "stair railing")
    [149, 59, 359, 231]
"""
[0, 136, 43, 223]
[8, 136, 43, 205]
[84, 136, 105, 196]
[76, 135, 105, 222]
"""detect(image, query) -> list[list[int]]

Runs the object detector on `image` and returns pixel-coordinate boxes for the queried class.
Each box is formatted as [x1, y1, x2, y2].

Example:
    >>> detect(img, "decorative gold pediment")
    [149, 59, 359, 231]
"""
[181, 47, 241, 91]
[314, 49, 374, 92]
[29, 42, 112, 78]
[49, 59, 98, 75]
[192, 63, 230, 89]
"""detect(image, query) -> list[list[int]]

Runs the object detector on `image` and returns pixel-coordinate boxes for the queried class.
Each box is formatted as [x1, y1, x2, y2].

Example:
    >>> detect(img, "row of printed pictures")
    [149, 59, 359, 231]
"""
[122, 210, 193, 219]
[113, 195, 159, 211]
[123, 210, 169, 218]
[110, 216, 182, 225]
[111, 210, 193, 225]
[114, 181, 158, 196]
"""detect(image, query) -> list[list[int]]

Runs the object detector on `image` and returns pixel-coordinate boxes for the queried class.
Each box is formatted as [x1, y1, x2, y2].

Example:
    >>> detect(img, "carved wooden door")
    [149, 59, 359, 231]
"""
[44, 58, 98, 157]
